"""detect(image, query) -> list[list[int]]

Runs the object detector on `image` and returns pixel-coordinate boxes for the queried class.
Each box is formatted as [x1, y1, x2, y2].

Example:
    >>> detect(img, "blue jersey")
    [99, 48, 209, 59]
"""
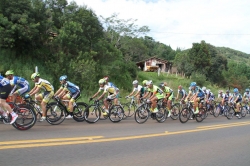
[0, 76, 10, 87]
[11, 76, 29, 88]
[189, 86, 205, 98]
[62, 81, 80, 94]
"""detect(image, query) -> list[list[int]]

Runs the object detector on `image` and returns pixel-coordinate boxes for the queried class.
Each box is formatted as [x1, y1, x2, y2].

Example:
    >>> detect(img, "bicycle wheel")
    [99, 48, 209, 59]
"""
[108, 105, 124, 123]
[223, 105, 229, 117]
[241, 106, 247, 117]
[227, 107, 234, 120]
[84, 105, 100, 123]
[12, 104, 37, 130]
[179, 107, 191, 123]
[134, 104, 149, 124]
[72, 102, 87, 122]
[122, 103, 136, 118]
[46, 102, 65, 125]
[213, 105, 221, 117]
[195, 107, 206, 122]
[155, 107, 166, 123]
[170, 104, 180, 120]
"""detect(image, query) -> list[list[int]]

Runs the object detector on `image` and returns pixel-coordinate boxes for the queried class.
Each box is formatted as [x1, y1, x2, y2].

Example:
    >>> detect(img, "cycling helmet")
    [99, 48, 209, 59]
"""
[146, 80, 153, 86]
[190, 82, 196, 87]
[142, 80, 148, 85]
[226, 90, 230, 93]
[159, 83, 165, 88]
[132, 80, 138, 85]
[5, 70, 14, 75]
[245, 88, 249, 92]
[59, 75, 67, 81]
[202, 87, 206, 91]
[99, 79, 105, 84]
[233, 88, 239, 93]
[31, 73, 40, 80]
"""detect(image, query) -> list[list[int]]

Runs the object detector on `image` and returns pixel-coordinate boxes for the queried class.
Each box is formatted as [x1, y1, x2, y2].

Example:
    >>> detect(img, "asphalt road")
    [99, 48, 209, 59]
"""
[1, 114, 250, 166]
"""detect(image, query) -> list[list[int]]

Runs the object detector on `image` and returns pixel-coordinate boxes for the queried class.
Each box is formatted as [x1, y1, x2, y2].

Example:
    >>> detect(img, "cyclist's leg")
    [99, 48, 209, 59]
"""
[38, 91, 54, 117]
[68, 91, 80, 113]
[13, 85, 29, 103]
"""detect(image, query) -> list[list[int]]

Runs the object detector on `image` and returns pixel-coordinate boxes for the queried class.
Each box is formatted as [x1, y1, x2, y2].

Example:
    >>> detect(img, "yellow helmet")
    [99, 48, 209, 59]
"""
[5, 70, 14, 75]
[98, 79, 105, 84]
[31, 73, 40, 80]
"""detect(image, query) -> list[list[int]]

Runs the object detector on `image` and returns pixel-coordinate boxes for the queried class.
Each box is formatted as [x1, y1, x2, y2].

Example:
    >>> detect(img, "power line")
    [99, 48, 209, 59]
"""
[149, 31, 250, 36]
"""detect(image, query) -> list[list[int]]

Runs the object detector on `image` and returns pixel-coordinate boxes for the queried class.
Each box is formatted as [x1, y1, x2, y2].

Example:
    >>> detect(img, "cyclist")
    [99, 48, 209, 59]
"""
[90, 79, 118, 115]
[186, 82, 205, 114]
[176, 85, 187, 102]
[5, 70, 30, 103]
[242, 88, 250, 105]
[229, 88, 242, 117]
[159, 83, 174, 117]
[141, 80, 150, 99]
[26, 73, 54, 121]
[0, 75, 18, 124]
[126, 80, 143, 106]
[146, 80, 164, 113]
[54, 75, 81, 118]
[206, 89, 215, 110]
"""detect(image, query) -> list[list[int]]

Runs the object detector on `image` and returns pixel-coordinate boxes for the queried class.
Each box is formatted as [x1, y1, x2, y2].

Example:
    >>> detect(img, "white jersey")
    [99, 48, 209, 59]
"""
[133, 85, 142, 92]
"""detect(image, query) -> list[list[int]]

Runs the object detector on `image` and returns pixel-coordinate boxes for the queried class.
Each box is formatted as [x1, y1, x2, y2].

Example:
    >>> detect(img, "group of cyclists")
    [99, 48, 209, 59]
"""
[0, 69, 249, 127]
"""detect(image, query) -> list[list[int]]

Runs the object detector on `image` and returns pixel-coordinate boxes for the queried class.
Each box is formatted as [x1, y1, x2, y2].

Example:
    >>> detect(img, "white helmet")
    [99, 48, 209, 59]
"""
[202, 87, 206, 91]
[132, 80, 138, 85]
[146, 80, 153, 86]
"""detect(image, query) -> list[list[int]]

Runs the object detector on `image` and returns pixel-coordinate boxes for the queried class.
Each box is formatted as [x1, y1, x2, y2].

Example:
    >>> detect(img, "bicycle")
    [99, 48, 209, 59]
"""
[121, 96, 138, 118]
[45, 96, 87, 125]
[179, 100, 206, 123]
[226, 102, 245, 120]
[84, 99, 124, 123]
[167, 97, 181, 120]
[1, 101, 37, 130]
[134, 99, 167, 124]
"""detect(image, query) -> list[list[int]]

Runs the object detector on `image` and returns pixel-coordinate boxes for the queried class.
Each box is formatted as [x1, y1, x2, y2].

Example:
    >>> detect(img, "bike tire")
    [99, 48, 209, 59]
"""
[72, 102, 87, 122]
[46, 102, 65, 125]
[179, 107, 191, 123]
[241, 106, 247, 117]
[155, 107, 167, 123]
[84, 105, 100, 123]
[227, 107, 234, 120]
[108, 105, 124, 123]
[195, 107, 206, 122]
[170, 104, 180, 120]
[134, 104, 149, 124]
[12, 104, 37, 130]
[213, 105, 221, 117]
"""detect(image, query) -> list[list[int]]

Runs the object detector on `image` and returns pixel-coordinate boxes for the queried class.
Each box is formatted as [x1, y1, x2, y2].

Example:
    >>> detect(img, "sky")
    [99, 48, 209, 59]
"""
[72, 0, 250, 54]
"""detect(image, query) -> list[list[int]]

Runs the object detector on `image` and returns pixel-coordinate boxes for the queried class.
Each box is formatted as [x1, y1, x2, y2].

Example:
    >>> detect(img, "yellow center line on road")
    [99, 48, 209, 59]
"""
[0, 121, 250, 150]
[0, 136, 104, 145]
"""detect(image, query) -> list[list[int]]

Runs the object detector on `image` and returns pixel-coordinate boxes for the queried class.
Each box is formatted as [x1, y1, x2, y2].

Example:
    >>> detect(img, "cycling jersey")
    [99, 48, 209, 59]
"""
[243, 92, 250, 99]
[148, 85, 164, 99]
[35, 78, 54, 92]
[61, 81, 80, 94]
[10, 76, 29, 88]
[0, 76, 12, 99]
[189, 86, 205, 98]
[162, 86, 174, 100]
[133, 85, 142, 92]
[178, 89, 187, 98]
[232, 93, 242, 103]
[0, 76, 10, 87]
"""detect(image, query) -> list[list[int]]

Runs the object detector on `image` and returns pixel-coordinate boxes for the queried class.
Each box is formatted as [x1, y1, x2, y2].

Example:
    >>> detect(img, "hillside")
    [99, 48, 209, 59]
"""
[216, 47, 250, 65]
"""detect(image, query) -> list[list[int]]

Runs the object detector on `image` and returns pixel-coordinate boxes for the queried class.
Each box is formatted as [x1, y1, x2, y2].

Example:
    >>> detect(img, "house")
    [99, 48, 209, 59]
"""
[136, 56, 173, 72]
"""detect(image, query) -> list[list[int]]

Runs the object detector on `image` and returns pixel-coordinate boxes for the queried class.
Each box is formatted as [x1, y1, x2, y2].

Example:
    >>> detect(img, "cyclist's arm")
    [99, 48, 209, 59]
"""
[149, 91, 157, 100]
[97, 91, 107, 100]
[54, 87, 63, 96]
[57, 88, 68, 98]
[91, 91, 101, 99]
[29, 86, 40, 96]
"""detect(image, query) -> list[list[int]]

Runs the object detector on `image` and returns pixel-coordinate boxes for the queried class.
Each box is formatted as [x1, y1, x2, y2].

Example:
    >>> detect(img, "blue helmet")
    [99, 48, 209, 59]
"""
[190, 82, 196, 87]
[246, 88, 249, 92]
[233, 88, 239, 93]
[59, 75, 67, 81]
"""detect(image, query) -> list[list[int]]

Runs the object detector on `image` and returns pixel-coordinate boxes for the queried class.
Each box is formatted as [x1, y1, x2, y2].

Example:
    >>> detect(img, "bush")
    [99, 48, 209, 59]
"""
[190, 72, 207, 87]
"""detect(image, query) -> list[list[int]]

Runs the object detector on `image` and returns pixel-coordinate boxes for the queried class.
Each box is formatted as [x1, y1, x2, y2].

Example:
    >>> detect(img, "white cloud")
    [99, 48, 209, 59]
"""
[72, 0, 250, 53]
